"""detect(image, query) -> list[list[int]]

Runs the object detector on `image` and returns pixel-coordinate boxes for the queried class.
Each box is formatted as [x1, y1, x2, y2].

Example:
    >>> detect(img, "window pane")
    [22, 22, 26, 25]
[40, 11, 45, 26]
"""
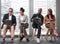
[34, 0, 47, 17]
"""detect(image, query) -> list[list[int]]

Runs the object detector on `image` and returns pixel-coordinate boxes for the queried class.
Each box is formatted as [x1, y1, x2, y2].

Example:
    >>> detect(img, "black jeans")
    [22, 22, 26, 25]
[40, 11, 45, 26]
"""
[33, 19, 41, 38]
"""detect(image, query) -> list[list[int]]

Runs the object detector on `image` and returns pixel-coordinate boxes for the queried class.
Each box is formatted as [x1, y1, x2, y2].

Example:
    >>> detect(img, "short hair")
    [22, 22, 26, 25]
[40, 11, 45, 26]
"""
[20, 7, 25, 12]
[9, 8, 13, 11]
[38, 8, 42, 11]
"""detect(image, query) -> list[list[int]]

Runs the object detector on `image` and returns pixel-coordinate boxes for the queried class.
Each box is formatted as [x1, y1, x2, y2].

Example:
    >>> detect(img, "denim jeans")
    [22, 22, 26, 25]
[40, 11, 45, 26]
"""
[33, 19, 41, 38]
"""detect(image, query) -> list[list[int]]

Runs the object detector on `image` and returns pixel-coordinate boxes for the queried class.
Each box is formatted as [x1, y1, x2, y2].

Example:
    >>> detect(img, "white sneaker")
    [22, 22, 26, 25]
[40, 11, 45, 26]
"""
[37, 38, 40, 43]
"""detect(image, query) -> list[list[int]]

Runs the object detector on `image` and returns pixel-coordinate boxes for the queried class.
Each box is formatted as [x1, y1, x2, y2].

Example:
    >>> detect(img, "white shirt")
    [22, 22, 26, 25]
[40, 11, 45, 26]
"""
[9, 14, 12, 20]
[20, 15, 25, 22]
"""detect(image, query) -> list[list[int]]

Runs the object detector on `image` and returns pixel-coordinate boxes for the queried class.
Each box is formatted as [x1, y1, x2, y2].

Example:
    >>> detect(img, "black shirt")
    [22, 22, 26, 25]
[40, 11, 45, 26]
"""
[31, 13, 44, 25]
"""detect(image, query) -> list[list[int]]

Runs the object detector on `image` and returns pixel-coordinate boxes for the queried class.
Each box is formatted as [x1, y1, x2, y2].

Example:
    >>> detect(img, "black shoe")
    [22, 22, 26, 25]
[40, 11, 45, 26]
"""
[26, 39, 29, 42]
[10, 39, 14, 43]
[49, 40, 53, 42]
[20, 35, 25, 41]
[2, 39, 5, 43]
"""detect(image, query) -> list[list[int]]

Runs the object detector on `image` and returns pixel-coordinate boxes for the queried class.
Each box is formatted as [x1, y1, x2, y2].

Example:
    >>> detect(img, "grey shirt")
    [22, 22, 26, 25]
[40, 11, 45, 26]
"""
[18, 14, 28, 26]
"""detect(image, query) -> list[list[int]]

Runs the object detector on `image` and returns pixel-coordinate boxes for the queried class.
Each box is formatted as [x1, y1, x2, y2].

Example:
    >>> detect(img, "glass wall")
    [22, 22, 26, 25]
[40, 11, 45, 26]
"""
[1, 0, 56, 35]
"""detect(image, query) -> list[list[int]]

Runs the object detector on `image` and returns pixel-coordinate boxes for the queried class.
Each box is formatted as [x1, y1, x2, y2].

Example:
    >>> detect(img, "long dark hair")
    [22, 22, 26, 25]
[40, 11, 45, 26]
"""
[47, 8, 55, 20]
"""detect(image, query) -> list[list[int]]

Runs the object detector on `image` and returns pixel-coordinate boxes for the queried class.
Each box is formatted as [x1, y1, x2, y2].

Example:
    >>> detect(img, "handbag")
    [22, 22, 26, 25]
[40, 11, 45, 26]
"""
[21, 23, 29, 29]
[4, 20, 12, 25]
[45, 23, 50, 28]
[24, 23, 29, 28]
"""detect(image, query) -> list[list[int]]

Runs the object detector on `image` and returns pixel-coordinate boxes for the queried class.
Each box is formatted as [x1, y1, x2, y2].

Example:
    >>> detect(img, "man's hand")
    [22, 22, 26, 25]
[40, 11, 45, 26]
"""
[31, 19, 33, 22]
[6, 19, 9, 20]
[13, 24, 15, 26]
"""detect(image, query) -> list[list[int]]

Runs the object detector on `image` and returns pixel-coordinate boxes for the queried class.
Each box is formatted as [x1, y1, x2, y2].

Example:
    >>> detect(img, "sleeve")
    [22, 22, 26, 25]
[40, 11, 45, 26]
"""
[44, 16, 46, 24]
[2, 14, 6, 22]
[17, 15, 21, 28]
[53, 15, 56, 24]
[18, 15, 21, 24]
[41, 16, 44, 25]
[31, 14, 35, 22]
[54, 15, 56, 21]
[25, 15, 28, 23]
[14, 16, 17, 26]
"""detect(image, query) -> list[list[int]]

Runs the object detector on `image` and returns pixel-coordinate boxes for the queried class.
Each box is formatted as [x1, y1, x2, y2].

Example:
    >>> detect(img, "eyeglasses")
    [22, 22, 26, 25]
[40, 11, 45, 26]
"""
[9, 11, 13, 12]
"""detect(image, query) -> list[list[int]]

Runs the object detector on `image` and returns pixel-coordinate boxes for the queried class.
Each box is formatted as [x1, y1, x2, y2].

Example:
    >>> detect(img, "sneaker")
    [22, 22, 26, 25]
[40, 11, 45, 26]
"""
[37, 38, 40, 43]
[49, 40, 53, 42]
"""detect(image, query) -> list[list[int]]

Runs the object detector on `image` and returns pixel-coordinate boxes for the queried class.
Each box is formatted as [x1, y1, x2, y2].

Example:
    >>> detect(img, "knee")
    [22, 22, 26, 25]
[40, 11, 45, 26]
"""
[11, 26, 14, 29]
[3, 25, 7, 29]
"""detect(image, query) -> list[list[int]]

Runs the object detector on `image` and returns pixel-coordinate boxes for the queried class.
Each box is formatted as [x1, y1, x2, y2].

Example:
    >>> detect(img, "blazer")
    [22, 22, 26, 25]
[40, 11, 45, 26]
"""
[1, 13, 16, 29]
